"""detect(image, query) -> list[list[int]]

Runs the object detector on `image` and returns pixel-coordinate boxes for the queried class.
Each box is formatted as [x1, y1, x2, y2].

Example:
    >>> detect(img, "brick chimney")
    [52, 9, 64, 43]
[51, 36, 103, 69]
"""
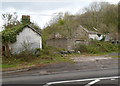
[21, 15, 30, 24]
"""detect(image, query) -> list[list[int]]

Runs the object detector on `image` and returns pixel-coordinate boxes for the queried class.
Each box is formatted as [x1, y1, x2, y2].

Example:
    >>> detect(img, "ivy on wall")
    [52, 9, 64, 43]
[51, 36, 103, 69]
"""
[1, 24, 25, 43]
[1, 23, 41, 44]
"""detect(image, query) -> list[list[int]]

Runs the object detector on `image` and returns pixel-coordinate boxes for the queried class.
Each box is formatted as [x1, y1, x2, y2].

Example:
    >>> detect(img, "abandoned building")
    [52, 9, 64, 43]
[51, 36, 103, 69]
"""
[2, 25, 42, 54]
[46, 25, 102, 50]
[2, 16, 42, 55]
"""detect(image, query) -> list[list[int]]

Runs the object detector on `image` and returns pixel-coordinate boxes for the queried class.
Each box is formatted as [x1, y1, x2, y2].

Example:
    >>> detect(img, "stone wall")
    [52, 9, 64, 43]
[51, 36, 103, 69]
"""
[46, 38, 68, 50]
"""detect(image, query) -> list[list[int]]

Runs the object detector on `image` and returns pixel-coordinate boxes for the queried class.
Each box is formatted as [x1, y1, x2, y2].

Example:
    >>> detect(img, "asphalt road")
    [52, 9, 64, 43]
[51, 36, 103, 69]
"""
[47, 78, 119, 86]
[2, 68, 119, 86]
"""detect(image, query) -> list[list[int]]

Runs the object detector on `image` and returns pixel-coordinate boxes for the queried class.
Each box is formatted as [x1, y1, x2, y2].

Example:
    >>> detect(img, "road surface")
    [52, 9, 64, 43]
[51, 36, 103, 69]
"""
[2, 68, 119, 86]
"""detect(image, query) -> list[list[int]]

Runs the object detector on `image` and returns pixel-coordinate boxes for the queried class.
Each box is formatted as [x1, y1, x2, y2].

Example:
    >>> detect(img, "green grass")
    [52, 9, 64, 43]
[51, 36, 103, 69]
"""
[2, 51, 118, 70]
[111, 56, 120, 58]
[0, 64, 2, 68]
[1, 64, 18, 68]
[2, 54, 72, 70]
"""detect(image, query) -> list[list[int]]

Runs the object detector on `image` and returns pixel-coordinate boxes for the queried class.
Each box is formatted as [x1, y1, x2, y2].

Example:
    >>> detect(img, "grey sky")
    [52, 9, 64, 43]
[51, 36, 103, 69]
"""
[1, 1, 87, 14]
[2, 2, 79, 12]
[0, 0, 119, 30]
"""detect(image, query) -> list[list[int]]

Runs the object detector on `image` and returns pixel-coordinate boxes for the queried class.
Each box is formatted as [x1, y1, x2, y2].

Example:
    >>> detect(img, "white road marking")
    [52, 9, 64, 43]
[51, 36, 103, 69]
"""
[45, 76, 120, 86]
[111, 78, 116, 80]
[85, 79, 100, 86]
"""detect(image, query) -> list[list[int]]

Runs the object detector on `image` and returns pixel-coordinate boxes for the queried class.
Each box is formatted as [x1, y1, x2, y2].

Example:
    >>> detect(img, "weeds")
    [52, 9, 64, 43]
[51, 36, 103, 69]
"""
[2, 45, 71, 69]
[75, 41, 118, 54]
[2, 41, 118, 69]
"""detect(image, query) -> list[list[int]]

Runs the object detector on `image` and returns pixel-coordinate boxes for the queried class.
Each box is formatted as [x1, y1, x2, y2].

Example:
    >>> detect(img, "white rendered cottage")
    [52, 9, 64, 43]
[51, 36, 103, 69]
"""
[3, 25, 42, 54]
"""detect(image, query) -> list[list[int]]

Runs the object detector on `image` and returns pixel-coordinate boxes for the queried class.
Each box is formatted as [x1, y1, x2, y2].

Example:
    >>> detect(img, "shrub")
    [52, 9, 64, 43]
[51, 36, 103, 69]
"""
[13, 50, 36, 62]
[75, 44, 88, 53]
[33, 44, 63, 59]
[87, 45, 99, 54]
[75, 41, 118, 54]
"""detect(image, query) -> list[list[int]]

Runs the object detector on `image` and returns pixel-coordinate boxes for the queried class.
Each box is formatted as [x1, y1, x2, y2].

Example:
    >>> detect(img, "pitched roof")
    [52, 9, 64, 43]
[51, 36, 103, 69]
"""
[79, 25, 98, 34]
[25, 25, 41, 36]
[1, 24, 41, 43]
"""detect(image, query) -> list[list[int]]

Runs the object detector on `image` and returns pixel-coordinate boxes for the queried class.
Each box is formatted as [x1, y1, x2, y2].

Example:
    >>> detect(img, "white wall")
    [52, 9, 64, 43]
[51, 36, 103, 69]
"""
[89, 34, 103, 40]
[9, 27, 42, 54]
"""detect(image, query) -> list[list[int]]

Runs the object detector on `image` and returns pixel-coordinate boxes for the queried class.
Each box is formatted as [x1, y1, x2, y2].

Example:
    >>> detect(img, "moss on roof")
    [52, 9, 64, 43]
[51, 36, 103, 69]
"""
[1, 24, 40, 43]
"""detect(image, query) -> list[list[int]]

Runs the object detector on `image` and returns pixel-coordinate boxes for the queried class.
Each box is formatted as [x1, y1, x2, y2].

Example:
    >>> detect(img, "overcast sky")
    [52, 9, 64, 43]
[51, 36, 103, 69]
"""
[0, 0, 119, 30]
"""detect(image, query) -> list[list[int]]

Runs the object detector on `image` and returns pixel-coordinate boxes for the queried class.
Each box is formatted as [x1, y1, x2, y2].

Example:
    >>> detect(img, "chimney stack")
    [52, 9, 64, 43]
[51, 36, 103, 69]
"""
[21, 15, 30, 24]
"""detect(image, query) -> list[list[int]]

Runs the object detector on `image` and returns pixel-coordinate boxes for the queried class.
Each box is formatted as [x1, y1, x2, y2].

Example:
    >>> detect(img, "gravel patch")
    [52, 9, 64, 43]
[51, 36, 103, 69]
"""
[71, 56, 112, 62]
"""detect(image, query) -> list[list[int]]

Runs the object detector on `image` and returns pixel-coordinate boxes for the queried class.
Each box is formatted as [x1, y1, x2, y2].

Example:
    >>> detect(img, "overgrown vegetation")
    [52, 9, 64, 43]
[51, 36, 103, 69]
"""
[2, 40, 118, 69]
[1, 24, 25, 43]
[21, 15, 30, 24]
[42, 2, 118, 42]
[2, 45, 72, 69]
[1, 24, 41, 44]
[75, 41, 118, 54]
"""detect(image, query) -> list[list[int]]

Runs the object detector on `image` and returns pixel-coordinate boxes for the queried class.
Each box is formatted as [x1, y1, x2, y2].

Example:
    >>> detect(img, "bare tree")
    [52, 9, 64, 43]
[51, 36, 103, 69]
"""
[2, 12, 19, 28]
